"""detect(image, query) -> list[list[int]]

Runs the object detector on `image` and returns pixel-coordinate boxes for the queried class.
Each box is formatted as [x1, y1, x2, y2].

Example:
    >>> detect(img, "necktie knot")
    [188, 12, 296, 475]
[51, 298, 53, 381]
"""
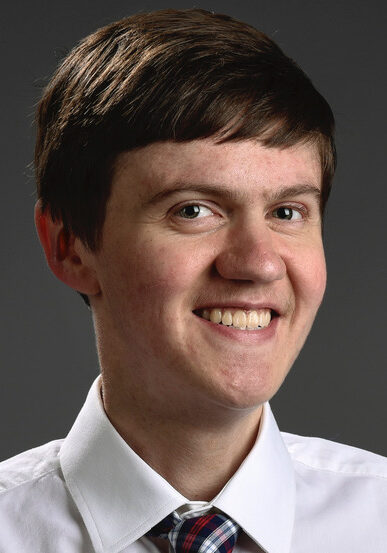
[147, 512, 240, 553]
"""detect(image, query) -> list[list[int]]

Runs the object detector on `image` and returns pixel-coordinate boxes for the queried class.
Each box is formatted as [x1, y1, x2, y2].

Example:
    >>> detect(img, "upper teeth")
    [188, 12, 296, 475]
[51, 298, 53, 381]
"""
[199, 308, 272, 330]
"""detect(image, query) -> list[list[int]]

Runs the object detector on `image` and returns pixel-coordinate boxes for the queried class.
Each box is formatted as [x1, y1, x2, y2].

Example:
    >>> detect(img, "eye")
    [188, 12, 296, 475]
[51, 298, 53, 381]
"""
[272, 206, 303, 221]
[175, 204, 214, 219]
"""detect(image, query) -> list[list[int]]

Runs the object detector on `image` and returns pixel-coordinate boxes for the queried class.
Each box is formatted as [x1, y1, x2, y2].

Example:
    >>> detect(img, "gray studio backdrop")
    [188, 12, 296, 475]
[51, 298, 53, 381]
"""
[1, 0, 386, 461]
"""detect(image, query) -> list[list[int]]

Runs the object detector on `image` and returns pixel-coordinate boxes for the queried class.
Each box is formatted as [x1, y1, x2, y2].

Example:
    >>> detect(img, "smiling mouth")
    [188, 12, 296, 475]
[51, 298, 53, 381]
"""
[193, 308, 278, 331]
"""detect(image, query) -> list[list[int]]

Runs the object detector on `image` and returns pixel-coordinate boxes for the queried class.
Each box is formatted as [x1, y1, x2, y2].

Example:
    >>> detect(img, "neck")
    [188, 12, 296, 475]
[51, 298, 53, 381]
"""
[102, 377, 263, 501]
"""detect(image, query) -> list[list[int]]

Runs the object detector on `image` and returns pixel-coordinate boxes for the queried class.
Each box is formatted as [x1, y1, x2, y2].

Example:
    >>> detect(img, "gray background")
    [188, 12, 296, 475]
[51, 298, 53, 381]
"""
[1, 0, 386, 461]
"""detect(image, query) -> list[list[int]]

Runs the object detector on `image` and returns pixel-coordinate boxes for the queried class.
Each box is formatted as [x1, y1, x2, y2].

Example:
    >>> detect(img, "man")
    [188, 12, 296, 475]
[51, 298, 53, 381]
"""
[1, 8, 386, 553]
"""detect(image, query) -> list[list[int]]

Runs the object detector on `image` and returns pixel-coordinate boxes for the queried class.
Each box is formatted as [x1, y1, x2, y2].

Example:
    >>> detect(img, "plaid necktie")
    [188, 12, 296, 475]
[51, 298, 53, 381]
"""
[146, 511, 240, 553]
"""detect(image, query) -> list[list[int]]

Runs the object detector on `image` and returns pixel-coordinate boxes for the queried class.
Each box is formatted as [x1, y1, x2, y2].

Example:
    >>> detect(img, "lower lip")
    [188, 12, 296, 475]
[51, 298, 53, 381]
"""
[193, 313, 279, 344]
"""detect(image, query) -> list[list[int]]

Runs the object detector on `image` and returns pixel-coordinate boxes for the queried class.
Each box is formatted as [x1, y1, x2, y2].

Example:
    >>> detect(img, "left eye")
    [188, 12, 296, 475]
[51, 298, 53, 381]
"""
[272, 207, 303, 221]
[176, 205, 213, 219]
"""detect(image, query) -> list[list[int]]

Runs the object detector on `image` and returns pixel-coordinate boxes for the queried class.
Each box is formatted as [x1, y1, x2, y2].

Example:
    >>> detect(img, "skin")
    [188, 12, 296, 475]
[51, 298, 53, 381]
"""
[35, 138, 326, 501]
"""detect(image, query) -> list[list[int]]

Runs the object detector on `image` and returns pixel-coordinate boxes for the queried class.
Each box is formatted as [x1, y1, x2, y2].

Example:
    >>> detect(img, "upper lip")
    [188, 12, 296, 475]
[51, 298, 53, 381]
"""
[193, 301, 283, 316]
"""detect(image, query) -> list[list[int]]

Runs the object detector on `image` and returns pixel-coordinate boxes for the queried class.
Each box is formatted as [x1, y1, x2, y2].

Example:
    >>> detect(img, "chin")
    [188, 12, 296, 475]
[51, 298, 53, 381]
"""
[207, 366, 284, 412]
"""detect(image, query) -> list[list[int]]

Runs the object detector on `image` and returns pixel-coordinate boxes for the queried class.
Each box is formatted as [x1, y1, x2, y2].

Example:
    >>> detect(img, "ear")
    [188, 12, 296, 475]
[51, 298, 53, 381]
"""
[34, 200, 101, 297]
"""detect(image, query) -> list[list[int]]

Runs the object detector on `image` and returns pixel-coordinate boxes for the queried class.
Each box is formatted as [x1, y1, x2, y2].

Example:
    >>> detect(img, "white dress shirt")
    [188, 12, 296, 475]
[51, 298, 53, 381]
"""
[1, 375, 386, 553]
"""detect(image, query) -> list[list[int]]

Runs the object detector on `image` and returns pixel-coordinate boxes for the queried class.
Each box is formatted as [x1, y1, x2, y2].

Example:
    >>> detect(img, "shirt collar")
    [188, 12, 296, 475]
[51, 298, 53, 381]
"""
[60, 376, 187, 553]
[212, 397, 296, 553]
[60, 376, 295, 553]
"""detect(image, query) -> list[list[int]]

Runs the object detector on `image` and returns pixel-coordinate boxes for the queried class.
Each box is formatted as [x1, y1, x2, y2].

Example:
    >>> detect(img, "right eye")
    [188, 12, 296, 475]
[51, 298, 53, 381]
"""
[175, 204, 214, 219]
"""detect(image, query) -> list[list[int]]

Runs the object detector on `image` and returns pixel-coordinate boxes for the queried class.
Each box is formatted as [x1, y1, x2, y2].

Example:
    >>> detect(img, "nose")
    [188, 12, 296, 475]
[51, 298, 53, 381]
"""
[214, 220, 286, 283]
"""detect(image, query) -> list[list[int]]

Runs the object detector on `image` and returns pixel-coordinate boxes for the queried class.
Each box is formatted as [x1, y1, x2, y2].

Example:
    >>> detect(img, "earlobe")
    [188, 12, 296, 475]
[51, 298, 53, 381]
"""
[34, 200, 101, 297]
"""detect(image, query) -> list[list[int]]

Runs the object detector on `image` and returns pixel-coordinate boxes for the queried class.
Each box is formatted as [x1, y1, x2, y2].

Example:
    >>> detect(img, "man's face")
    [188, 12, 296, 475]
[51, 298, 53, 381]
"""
[90, 139, 326, 413]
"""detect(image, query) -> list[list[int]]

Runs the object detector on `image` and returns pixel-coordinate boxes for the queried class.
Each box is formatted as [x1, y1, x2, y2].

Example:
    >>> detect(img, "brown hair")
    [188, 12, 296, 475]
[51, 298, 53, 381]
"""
[35, 8, 336, 253]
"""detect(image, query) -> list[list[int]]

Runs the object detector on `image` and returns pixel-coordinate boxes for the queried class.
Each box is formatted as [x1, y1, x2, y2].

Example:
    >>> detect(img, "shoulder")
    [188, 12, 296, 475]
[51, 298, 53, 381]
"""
[0, 439, 64, 494]
[280, 432, 387, 551]
[0, 440, 92, 551]
[281, 431, 387, 480]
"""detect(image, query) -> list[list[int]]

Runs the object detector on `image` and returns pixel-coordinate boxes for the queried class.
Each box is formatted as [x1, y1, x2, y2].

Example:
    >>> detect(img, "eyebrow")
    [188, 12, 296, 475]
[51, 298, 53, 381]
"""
[142, 181, 322, 208]
[264, 183, 322, 206]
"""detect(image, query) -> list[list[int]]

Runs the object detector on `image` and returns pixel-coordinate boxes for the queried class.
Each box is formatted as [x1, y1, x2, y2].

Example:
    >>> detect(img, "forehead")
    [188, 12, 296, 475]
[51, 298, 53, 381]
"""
[111, 138, 322, 203]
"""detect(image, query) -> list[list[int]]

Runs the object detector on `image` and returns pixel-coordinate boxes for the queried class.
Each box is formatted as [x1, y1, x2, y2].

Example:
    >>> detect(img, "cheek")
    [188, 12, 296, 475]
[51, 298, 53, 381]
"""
[121, 241, 204, 307]
[289, 244, 327, 306]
